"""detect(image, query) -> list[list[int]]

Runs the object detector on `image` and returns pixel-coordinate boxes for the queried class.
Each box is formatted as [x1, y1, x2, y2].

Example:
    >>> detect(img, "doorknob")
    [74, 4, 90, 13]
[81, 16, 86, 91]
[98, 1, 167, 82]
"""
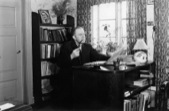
[17, 50, 21, 54]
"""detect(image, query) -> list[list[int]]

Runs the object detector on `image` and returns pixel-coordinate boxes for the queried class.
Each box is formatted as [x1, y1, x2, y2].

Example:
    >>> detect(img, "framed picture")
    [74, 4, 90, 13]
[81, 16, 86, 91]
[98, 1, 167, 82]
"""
[38, 10, 52, 24]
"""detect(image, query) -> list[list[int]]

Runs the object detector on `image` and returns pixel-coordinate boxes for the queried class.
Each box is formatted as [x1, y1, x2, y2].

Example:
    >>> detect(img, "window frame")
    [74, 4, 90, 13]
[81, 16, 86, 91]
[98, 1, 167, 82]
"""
[91, 1, 135, 48]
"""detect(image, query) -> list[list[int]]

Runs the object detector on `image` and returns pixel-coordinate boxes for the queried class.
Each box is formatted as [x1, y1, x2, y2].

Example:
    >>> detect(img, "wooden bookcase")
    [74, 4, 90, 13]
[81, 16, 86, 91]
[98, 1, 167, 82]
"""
[32, 12, 73, 104]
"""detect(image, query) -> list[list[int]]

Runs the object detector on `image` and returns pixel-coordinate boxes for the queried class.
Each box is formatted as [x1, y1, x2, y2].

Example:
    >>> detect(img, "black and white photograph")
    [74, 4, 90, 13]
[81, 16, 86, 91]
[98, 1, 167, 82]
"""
[0, 0, 168, 111]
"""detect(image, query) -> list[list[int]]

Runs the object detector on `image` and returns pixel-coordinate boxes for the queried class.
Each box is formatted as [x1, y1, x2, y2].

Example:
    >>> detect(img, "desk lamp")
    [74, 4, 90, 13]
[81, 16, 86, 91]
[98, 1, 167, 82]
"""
[133, 38, 148, 64]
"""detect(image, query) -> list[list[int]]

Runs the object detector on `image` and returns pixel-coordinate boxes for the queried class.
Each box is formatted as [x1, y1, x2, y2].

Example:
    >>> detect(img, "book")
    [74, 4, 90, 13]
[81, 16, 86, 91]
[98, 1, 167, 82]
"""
[124, 91, 131, 97]
[134, 78, 149, 87]
[41, 79, 53, 94]
[124, 100, 131, 111]
[47, 44, 51, 58]
[41, 44, 46, 59]
[140, 72, 154, 78]
[131, 99, 137, 111]
[140, 70, 149, 73]
[41, 61, 47, 76]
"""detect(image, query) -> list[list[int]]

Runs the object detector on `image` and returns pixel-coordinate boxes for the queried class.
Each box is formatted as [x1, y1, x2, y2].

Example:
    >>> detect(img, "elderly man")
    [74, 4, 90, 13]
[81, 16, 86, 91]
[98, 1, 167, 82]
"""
[58, 26, 109, 68]
[54, 26, 109, 106]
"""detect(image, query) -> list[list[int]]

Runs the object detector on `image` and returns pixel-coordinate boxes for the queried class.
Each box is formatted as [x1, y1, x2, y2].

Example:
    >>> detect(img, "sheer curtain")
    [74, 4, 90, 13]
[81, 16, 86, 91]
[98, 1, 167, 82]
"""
[77, 0, 118, 43]
[77, 0, 147, 53]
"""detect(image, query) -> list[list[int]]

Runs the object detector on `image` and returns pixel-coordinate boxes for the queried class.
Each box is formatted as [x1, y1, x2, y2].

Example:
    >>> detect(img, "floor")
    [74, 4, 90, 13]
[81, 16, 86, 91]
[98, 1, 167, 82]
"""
[32, 100, 158, 111]
[32, 100, 73, 111]
[32, 99, 122, 111]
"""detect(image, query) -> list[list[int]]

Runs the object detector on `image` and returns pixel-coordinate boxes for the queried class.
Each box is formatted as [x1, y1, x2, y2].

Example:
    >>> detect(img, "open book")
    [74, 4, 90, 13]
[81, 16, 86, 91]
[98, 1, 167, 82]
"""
[106, 46, 127, 64]
[83, 61, 106, 66]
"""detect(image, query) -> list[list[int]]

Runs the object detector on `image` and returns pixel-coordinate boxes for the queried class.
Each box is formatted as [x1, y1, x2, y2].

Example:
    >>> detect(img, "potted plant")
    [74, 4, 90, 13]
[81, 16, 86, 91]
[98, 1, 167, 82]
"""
[106, 42, 118, 52]
[52, 0, 73, 24]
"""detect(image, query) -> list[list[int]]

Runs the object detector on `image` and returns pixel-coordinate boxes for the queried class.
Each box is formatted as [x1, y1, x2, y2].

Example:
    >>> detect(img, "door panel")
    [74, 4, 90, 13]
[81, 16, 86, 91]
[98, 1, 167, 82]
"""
[0, 71, 17, 82]
[0, 0, 23, 103]
[0, 80, 17, 101]
[0, 6, 15, 26]
[0, 37, 17, 71]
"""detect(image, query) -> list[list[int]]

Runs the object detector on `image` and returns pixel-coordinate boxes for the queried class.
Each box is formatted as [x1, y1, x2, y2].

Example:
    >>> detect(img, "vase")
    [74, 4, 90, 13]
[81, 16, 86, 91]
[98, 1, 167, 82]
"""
[57, 15, 64, 25]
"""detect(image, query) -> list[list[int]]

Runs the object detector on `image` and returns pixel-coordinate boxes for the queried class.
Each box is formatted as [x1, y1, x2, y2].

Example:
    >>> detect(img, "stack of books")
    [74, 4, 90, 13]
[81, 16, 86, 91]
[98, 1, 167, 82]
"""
[140, 70, 154, 85]
[140, 70, 154, 78]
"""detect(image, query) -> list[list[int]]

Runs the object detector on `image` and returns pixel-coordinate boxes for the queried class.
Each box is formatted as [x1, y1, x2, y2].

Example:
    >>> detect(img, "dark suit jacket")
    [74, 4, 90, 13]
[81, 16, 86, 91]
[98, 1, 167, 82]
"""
[58, 40, 109, 68]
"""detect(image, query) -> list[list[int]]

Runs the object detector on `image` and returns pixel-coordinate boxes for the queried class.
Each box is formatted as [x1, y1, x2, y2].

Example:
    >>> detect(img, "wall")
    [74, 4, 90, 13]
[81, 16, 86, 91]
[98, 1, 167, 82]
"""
[22, 0, 33, 104]
[31, 0, 77, 25]
[146, 2, 154, 62]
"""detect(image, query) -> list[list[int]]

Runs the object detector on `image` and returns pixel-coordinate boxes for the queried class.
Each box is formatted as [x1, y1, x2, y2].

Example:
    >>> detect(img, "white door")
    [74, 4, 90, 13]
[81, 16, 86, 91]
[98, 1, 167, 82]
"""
[0, 0, 23, 103]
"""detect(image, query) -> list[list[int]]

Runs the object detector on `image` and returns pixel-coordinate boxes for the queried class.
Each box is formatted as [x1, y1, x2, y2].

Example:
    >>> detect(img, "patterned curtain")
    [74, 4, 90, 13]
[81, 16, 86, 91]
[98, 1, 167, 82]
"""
[154, 0, 169, 108]
[91, 0, 118, 5]
[127, 0, 147, 54]
[77, 0, 90, 43]
[136, 0, 147, 40]
[127, 0, 136, 54]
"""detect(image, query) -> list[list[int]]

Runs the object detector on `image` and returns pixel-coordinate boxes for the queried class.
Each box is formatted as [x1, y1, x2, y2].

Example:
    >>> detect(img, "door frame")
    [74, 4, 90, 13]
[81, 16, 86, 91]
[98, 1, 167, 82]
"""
[22, 0, 33, 104]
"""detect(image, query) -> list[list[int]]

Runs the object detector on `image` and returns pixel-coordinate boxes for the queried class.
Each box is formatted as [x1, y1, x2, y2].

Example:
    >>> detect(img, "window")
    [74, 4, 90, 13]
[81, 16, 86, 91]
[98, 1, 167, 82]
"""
[91, 1, 135, 54]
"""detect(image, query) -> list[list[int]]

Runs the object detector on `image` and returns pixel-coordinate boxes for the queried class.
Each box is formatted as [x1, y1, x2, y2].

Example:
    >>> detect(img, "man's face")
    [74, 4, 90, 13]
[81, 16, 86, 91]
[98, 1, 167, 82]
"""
[73, 28, 86, 45]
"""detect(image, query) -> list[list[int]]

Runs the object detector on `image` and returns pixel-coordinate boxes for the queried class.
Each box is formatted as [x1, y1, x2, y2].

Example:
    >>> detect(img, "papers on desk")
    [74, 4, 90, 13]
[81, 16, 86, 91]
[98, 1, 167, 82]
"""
[83, 61, 106, 66]
[83, 61, 112, 71]
[0, 103, 15, 110]
[100, 66, 110, 71]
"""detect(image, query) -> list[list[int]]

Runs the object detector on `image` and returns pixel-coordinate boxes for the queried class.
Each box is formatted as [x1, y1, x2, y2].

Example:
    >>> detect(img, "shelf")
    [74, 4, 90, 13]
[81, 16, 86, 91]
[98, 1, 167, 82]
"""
[41, 58, 56, 61]
[42, 89, 53, 96]
[40, 23, 72, 28]
[124, 85, 151, 98]
[118, 64, 150, 73]
[40, 41, 62, 44]
[40, 41, 67, 44]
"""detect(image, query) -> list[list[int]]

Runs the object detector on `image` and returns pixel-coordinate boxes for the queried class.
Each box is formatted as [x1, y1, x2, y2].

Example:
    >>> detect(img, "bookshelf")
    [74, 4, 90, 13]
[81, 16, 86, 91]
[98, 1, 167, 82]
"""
[32, 12, 73, 104]
[123, 62, 155, 111]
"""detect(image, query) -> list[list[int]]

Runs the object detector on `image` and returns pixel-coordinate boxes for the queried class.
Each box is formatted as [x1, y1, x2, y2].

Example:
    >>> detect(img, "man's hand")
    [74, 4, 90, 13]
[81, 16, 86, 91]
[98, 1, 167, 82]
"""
[70, 48, 80, 60]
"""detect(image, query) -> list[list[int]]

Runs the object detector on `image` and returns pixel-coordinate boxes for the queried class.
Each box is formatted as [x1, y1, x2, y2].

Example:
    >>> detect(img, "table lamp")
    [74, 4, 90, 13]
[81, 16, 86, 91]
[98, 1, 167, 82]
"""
[133, 38, 148, 64]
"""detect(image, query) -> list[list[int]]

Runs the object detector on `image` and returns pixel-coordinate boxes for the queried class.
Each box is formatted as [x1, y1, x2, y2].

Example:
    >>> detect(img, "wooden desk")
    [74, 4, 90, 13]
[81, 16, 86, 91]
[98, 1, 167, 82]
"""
[72, 62, 155, 110]
[72, 65, 123, 110]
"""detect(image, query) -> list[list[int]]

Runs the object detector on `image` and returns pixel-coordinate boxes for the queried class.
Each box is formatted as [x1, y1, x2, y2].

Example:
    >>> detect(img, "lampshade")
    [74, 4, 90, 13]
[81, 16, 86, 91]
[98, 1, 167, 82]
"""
[133, 38, 148, 50]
